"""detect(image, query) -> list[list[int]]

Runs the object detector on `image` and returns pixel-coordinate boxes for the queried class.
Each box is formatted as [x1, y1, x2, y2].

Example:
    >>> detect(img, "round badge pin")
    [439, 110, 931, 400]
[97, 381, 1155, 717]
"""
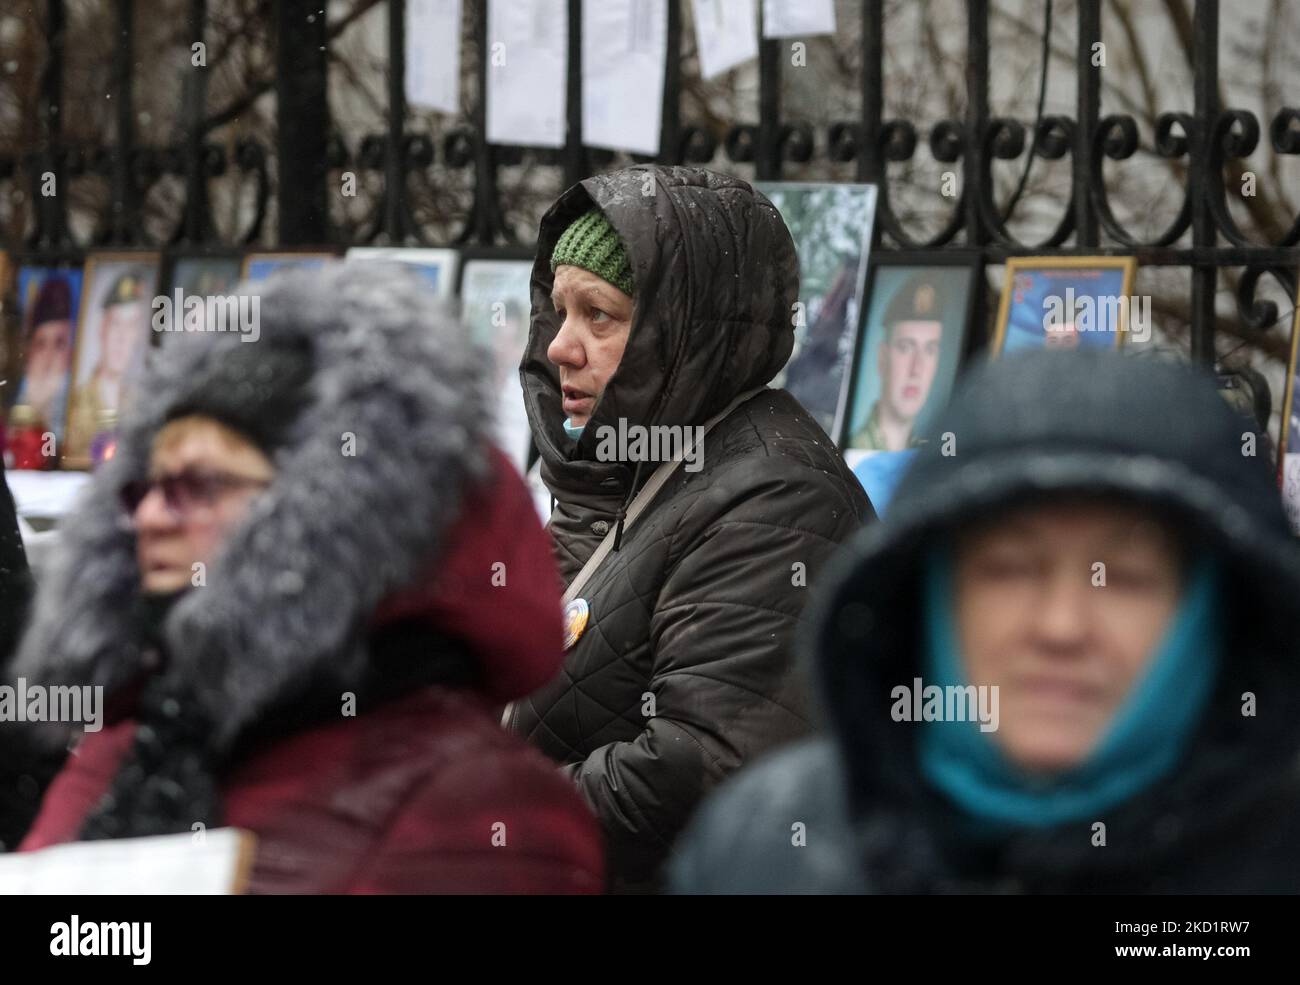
[563, 598, 590, 650]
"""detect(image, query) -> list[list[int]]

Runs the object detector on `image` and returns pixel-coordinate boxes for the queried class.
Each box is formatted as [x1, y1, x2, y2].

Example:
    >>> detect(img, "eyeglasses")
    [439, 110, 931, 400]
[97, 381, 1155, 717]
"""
[120, 469, 271, 519]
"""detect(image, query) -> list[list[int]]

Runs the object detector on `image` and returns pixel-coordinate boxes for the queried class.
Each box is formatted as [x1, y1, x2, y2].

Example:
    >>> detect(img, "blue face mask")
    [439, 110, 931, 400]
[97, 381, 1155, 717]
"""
[918, 545, 1222, 829]
[562, 417, 585, 441]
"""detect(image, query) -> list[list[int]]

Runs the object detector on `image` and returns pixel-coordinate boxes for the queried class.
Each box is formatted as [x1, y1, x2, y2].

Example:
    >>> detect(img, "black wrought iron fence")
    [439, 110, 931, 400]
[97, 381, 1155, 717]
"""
[3, 0, 1299, 369]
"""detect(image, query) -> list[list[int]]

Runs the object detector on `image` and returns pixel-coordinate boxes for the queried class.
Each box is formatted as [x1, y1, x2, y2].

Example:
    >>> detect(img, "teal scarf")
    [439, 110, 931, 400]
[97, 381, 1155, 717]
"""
[918, 547, 1221, 828]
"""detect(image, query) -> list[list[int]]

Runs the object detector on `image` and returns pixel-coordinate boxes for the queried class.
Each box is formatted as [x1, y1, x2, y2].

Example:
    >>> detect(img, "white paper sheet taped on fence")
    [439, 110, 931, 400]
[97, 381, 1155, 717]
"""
[762, 0, 835, 38]
[487, 0, 568, 148]
[0, 828, 257, 895]
[406, 0, 462, 113]
[691, 0, 757, 80]
[583, 0, 668, 156]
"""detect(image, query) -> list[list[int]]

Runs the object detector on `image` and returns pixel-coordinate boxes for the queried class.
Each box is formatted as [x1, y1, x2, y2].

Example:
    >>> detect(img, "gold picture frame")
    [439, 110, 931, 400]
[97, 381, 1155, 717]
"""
[991, 255, 1139, 356]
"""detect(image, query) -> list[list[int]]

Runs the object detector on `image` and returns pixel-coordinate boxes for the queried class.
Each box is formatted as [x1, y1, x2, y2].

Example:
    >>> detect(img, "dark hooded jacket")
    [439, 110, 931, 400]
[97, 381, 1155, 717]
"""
[0, 460, 38, 850]
[673, 350, 1300, 894]
[508, 165, 874, 890]
[0, 460, 30, 662]
[3, 264, 603, 893]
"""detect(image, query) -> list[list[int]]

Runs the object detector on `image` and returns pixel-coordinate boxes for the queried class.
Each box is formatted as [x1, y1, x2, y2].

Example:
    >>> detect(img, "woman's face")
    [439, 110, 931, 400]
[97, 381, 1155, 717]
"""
[546, 265, 633, 427]
[953, 500, 1184, 775]
[132, 419, 275, 595]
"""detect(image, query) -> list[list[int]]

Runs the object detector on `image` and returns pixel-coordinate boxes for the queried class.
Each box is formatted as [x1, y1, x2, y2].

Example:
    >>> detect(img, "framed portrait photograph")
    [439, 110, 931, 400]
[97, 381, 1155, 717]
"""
[457, 252, 536, 473]
[167, 254, 243, 297]
[841, 254, 979, 515]
[155, 255, 247, 343]
[64, 253, 161, 469]
[755, 181, 878, 440]
[10, 264, 86, 458]
[992, 256, 1139, 355]
[345, 247, 459, 297]
[240, 251, 336, 283]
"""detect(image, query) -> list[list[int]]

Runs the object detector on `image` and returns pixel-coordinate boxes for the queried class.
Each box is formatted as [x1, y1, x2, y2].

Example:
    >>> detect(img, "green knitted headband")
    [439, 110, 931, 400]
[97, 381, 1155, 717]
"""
[550, 208, 635, 297]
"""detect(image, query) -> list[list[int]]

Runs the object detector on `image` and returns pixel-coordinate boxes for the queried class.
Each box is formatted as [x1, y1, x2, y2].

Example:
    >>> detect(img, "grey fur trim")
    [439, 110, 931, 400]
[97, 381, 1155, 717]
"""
[11, 261, 491, 750]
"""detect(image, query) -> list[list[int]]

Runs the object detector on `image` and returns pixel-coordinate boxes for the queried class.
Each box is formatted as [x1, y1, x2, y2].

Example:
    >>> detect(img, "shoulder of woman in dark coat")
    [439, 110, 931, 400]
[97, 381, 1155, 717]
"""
[670, 738, 866, 894]
[676, 393, 874, 533]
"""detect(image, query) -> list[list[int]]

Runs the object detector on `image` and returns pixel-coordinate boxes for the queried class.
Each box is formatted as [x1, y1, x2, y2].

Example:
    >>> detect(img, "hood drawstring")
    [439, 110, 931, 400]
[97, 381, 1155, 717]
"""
[612, 511, 625, 552]
[612, 459, 647, 552]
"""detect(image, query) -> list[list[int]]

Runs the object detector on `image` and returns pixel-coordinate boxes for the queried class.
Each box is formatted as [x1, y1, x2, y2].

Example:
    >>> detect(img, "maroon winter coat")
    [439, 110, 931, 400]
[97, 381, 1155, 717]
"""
[20, 450, 605, 894]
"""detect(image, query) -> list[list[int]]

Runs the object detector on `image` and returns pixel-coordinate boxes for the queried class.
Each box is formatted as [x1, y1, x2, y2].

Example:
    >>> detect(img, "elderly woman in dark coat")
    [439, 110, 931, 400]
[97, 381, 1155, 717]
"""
[508, 165, 874, 891]
[674, 350, 1300, 894]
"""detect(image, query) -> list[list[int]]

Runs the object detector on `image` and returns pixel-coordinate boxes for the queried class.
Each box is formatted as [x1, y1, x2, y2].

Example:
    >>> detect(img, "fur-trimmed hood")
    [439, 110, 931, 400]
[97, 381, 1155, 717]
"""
[11, 261, 560, 754]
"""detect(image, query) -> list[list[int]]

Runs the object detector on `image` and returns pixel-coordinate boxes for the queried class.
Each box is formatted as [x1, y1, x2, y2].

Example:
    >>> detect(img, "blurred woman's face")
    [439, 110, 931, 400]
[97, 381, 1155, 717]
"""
[953, 500, 1183, 775]
[131, 418, 274, 595]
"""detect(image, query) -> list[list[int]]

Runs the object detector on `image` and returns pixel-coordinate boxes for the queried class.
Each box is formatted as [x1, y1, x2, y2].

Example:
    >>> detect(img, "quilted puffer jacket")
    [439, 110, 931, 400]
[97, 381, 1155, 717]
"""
[508, 165, 875, 891]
